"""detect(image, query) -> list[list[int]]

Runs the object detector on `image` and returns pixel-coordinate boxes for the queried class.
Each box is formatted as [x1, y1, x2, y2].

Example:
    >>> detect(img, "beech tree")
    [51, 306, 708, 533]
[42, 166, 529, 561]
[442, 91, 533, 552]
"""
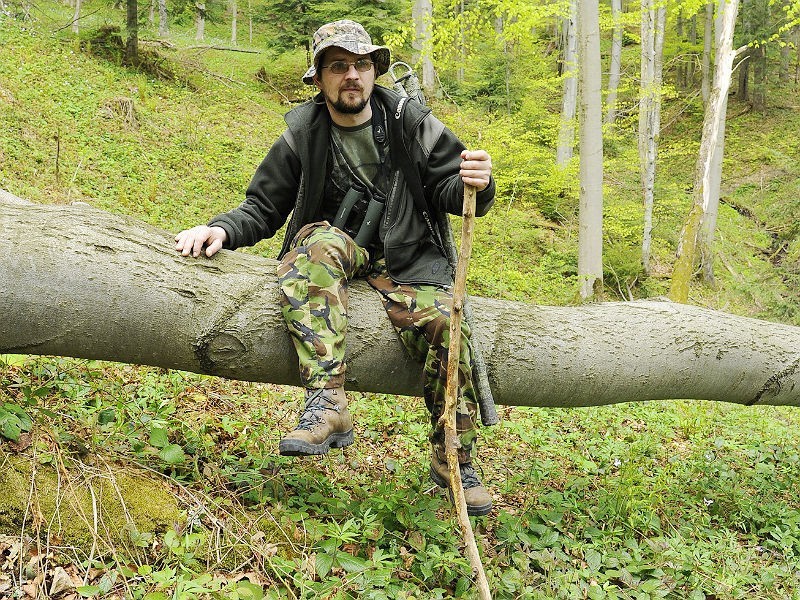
[639, 0, 666, 274]
[670, 0, 747, 302]
[604, 0, 623, 125]
[556, 0, 578, 167]
[126, 0, 138, 63]
[4, 190, 800, 409]
[577, 0, 604, 299]
[230, 0, 237, 44]
[158, 0, 168, 37]
[412, 0, 435, 95]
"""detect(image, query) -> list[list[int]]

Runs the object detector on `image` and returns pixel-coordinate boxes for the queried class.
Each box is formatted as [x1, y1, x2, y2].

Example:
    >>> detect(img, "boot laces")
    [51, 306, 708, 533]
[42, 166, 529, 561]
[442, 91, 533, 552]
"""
[296, 389, 338, 431]
[459, 463, 483, 489]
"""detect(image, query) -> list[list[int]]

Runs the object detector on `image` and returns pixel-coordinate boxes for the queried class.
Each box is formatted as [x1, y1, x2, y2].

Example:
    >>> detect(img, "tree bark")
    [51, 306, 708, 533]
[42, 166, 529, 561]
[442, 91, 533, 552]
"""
[639, 0, 655, 273]
[195, 3, 205, 42]
[71, 0, 81, 34]
[412, 0, 436, 96]
[158, 0, 168, 37]
[604, 0, 623, 125]
[3, 191, 800, 408]
[699, 0, 730, 284]
[670, 0, 744, 302]
[556, 0, 578, 167]
[577, 0, 604, 299]
[230, 0, 237, 45]
[752, 44, 766, 111]
[702, 1, 713, 104]
[125, 0, 138, 64]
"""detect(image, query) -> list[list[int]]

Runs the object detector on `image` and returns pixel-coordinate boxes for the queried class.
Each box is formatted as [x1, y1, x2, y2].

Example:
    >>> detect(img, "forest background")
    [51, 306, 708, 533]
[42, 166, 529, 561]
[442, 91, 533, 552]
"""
[2, 0, 800, 597]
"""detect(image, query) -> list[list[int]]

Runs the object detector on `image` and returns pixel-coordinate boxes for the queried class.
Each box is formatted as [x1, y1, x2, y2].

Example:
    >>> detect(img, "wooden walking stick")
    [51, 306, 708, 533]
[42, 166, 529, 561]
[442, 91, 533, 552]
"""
[441, 183, 492, 599]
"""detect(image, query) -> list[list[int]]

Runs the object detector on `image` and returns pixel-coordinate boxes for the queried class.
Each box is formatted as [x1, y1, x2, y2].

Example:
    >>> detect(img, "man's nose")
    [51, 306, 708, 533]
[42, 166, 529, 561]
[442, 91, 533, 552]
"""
[344, 63, 360, 78]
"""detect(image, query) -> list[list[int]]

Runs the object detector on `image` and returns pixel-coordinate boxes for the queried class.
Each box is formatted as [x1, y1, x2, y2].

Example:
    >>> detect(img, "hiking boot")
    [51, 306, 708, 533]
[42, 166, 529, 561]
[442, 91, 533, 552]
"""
[279, 387, 353, 456]
[429, 447, 493, 516]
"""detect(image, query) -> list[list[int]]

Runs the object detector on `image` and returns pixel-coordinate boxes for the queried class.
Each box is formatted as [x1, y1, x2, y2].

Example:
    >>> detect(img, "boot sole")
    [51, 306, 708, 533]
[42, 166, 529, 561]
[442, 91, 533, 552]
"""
[279, 429, 354, 456]
[429, 466, 493, 517]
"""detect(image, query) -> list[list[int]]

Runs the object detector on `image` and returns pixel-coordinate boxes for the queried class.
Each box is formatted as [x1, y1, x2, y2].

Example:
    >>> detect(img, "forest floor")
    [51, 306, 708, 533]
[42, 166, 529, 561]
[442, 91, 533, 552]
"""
[2, 9, 800, 600]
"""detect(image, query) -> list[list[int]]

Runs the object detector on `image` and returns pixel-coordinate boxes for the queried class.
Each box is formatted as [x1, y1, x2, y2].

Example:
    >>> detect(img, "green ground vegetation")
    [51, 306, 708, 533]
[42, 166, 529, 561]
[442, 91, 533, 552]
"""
[2, 3, 800, 598]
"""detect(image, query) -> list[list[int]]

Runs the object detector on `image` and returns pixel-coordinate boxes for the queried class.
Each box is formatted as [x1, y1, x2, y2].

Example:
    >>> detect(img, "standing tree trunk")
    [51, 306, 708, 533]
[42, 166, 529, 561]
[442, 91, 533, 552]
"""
[669, 0, 745, 303]
[737, 50, 751, 100]
[230, 0, 237, 45]
[702, 1, 713, 103]
[676, 10, 686, 90]
[752, 44, 767, 111]
[556, 0, 578, 167]
[780, 36, 790, 82]
[158, 0, 168, 37]
[640, 0, 655, 273]
[577, 0, 604, 300]
[71, 0, 81, 34]
[195, 2, 205, 42]
[412, 0, 436, 96]
[148, 0, 154, 25]
[125, 0, 138, 65]
[604, 0, 623, 125]
[640, 1, 665, 275]
[699, 0, 732, 284]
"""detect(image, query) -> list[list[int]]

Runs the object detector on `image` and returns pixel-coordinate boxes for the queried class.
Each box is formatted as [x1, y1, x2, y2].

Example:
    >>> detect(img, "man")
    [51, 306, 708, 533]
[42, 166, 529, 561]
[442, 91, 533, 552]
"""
[175, 20, 496, 515]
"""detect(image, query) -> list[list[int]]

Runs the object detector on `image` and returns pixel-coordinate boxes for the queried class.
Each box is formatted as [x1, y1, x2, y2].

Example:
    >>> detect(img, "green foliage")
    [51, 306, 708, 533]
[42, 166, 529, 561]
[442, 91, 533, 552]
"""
[253, 0, 407, 53]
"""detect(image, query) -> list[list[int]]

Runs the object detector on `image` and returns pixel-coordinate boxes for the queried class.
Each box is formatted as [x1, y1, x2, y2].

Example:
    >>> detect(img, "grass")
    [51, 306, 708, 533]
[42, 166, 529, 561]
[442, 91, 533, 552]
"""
[2, 7, 800, 599]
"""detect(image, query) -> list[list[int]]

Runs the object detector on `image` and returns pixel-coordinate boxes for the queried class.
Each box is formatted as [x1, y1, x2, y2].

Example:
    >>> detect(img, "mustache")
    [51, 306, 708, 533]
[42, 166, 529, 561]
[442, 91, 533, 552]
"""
[340, 83, 363, 91]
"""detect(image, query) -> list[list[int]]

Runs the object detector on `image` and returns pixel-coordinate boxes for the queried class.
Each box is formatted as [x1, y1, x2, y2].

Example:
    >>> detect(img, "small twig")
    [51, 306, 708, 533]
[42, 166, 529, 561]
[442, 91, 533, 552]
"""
[441, 183, 492, 600]
[51, 7, 102, 34]
[186, 44, 261, 54]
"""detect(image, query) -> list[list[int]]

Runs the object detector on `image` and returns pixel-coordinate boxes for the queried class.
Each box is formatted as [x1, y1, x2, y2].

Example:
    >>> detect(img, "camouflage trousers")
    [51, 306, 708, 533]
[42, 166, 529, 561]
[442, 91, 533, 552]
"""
[277, 222, 478, 460]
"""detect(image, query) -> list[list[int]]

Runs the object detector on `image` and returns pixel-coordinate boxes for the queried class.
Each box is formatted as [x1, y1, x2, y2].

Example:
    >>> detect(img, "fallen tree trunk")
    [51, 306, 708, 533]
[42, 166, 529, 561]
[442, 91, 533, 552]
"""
[1, 190, 799, 408]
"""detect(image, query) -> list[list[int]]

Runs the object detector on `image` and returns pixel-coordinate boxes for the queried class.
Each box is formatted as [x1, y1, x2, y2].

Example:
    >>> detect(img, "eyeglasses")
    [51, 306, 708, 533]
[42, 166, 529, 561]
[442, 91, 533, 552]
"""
[320, 59, 374, 75]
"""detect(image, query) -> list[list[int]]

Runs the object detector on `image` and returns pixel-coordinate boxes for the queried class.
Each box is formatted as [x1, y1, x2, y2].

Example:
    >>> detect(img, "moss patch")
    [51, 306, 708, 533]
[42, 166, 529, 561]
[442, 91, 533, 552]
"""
[0, 446, 182, 553]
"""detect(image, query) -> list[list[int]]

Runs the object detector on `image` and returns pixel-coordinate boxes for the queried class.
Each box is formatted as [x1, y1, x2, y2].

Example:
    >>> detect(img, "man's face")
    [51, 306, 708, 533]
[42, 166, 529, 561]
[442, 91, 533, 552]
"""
[314, 48, 376, 116]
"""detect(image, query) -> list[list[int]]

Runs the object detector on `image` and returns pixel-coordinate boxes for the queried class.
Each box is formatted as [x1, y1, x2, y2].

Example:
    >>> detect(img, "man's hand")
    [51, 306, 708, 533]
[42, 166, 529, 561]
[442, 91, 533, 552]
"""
[175, 225, 228, 258]
[459, 150, 492, 192]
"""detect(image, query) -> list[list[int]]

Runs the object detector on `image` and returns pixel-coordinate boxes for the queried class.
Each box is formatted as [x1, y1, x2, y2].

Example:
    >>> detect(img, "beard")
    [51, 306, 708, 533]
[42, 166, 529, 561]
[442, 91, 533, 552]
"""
[326, 85, 370, 114]
[331, 97, 369, 114]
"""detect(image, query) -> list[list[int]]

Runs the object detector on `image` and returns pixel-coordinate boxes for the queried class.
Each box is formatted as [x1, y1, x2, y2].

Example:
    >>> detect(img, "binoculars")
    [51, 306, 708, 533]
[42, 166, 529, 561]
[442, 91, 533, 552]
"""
[332, 186, 386, 247]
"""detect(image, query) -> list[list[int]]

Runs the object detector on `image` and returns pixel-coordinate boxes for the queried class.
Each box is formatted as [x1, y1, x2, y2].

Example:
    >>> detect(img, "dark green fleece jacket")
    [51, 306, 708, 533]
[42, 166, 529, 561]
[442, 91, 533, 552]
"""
[209, 85, 495, 287]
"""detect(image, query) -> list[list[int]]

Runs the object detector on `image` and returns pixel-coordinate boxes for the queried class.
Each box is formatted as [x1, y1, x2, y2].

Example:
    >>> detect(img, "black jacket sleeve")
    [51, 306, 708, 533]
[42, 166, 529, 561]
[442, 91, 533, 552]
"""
[417, 118, 496, 218]
[208, 133, 301, 249]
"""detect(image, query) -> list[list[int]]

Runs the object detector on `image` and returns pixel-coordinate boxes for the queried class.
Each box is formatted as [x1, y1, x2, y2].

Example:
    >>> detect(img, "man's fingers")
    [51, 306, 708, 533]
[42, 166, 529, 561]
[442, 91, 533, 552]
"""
[206, 238, 223, 257]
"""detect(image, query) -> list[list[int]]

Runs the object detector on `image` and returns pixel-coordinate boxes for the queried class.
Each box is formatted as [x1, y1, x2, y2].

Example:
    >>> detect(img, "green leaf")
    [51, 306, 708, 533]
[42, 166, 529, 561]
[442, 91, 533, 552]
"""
[159, 444, 186, 465]
[0, 354, 27, 366]
[143, 593, 170, 600]
[316, 552, 334, 578]
[236, 581, 265, 600]
[336, 552, 368, 573]
[149, 426, 169, 448]
[0, 403, 32, 442]
[98, 408, 116, 425]
[76, 585, 101, 597]
[585, 548, 602, 572]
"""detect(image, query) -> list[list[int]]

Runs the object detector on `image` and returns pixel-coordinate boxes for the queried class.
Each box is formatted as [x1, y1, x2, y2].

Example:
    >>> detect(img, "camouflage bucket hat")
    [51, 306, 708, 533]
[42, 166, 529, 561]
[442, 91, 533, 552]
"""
[302, 20, 391, 85]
